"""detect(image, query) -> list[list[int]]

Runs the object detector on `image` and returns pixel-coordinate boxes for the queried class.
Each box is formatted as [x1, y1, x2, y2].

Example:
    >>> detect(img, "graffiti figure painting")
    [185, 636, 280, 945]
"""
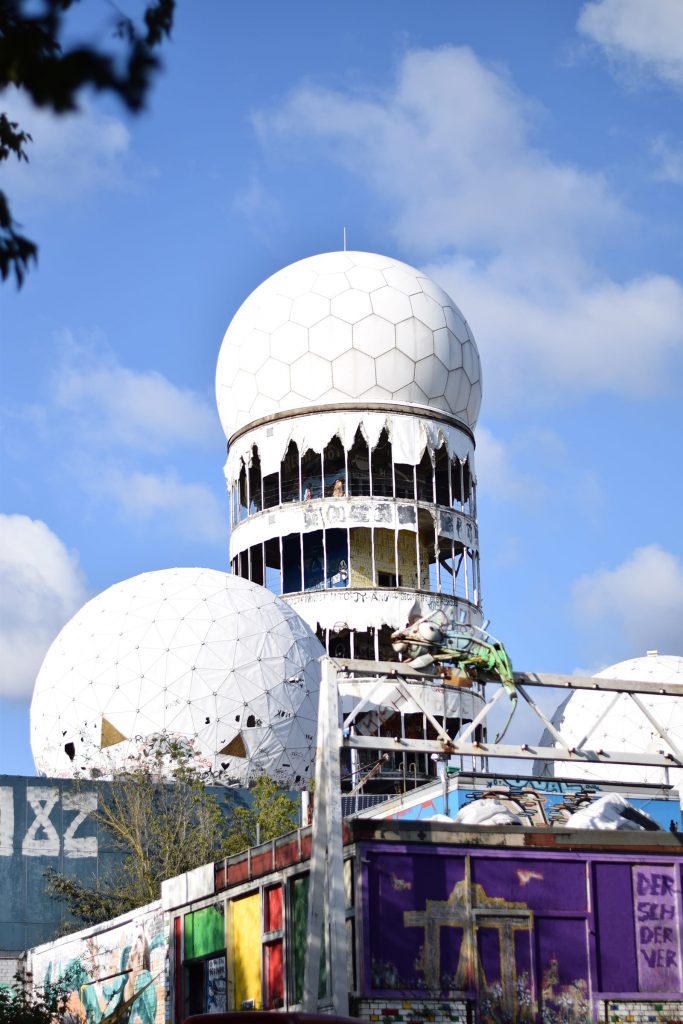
[35, 912, 166, 1024]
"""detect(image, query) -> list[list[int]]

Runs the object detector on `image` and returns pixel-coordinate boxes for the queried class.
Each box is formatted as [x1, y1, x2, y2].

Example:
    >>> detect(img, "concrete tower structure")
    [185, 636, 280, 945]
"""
[216, 251, 487, 787]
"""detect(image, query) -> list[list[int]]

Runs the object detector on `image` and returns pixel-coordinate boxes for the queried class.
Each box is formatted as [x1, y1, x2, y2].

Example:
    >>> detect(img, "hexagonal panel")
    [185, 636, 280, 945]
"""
[239, 329, 270, 373]
[331, 288, 373, 324]
[309, 316, 353, 360]
[444, 303, 469, 342]
[411, 292, 447, 331]
[348, 251, 395, 270]
[415, 355, 449, 398]
[274, 266, 318, 299]
[253, 293, 292, 334]
[290, 351, 333, 400]
[417, 276, 453, 307]
[270, 320, 309, 362]
[312, 273, 350, 298]
[291, 292, 330, 328]
[462, 340, 478, 382]
[376, 348, 415, 393]
[256, 358, 291, 401]
[319, 386, 351, 405]
[360, 384, 392, 401]
[445, 370, 472, 417]
[371, 285, 412, 322]
[231, 369, 258, 411]
[309, 252, 354, 274]
[332, 348, 375, 396]
[396, 318, 434, 362]
[383, 266, 423, 295]
[249, 393, 279, 421]
[436, 327, 450, 368]
[346, 266, 386, 292]
[394, 382, 429, 406]
[216, 343, 239, 388]
[353, 314, 396, 358]
[467, 380, 482, 425]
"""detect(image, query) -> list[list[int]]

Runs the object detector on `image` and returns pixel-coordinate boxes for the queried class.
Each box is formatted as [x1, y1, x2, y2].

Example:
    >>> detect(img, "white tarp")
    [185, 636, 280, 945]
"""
[453, 798, 524, 826]
[564, 793, 660, 831]
[285, 588, 480, 634]
[225, 408, 474, 483]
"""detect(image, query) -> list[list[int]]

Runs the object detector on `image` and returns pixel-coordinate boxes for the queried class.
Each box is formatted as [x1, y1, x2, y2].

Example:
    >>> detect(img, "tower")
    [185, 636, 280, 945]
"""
[216, 251, 487, 788]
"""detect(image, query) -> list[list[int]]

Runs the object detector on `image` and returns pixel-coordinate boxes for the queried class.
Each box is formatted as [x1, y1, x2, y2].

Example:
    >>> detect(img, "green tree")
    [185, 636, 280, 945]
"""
[221, 775, 299, 856]
[0, 961, 78, 1024]
[1, 0, 175, 286]
[46, 738, 234, 926]
[46, 741, 300, 927]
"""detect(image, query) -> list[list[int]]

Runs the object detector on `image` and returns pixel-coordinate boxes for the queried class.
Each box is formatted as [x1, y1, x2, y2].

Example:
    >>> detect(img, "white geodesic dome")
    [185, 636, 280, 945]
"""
[536, 653, 683, 804]
[30, 568, 324, 786]
[216, 251, 482, 439]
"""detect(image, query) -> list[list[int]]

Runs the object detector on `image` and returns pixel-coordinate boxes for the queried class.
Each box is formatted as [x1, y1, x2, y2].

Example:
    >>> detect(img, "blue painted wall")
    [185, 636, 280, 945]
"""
[0, 775, 252, 953]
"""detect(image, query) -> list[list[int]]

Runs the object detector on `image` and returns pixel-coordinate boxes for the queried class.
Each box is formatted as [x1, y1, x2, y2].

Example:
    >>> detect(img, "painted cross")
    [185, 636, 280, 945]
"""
[404, 857, 533, 1013]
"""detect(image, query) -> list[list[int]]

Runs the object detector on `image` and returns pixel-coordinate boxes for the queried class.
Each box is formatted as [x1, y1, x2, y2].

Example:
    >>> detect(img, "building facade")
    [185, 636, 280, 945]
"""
[27, 820, 683, 1024]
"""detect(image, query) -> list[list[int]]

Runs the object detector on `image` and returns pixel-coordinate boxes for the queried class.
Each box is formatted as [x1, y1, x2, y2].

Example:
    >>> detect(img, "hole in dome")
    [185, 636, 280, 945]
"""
[246, 715, 256, 728]
[64, 742, 75, 761]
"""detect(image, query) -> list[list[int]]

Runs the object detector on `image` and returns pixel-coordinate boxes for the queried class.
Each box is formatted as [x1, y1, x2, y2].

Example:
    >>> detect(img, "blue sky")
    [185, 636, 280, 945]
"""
[1, 0, 682, 776]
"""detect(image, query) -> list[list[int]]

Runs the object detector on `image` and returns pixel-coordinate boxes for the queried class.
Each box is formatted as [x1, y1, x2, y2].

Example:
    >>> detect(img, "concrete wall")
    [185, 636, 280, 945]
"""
[23, 824, 683, 1024]
[0, 775, 252, 954]
[29, 902, 167, 1024]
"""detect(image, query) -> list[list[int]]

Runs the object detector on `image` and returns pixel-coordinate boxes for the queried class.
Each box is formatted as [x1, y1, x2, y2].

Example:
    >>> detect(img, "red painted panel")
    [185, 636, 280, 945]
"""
[174, 916, 182, 1024]
[264, 940, 283, 1009]
[265, 886, 283, 932]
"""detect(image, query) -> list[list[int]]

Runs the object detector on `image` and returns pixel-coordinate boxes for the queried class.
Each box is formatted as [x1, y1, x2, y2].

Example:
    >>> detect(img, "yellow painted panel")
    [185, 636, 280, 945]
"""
[350, 529, 372, 587]
[231, 893, 262, 1009]
[397, 531, 419, 589]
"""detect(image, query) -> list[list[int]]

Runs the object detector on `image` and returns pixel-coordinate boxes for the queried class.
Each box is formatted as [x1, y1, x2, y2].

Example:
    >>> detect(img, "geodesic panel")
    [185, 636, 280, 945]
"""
[30, 569, 324, 787]
[536, 654, 683, 803]
[215, 251, 482, 439]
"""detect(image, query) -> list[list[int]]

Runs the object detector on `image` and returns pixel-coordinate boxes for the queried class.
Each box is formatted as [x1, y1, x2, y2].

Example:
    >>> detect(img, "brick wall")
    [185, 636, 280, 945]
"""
[605, 1000, 683, 1024]
[0, 954, 21, 988]
[354, 997, 471, 1024]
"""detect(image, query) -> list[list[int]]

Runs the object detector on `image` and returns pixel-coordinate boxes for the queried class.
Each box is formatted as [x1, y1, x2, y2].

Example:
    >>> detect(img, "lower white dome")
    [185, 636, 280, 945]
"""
[30, 568, 324, 786]
[535, 653, 683, 804]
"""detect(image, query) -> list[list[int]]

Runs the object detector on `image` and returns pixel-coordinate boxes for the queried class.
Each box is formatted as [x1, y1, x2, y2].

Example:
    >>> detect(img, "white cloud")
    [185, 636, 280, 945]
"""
[254, 46, 683, 408]
[572, 544, 683, 663]
[256, 47, 619, 270]
[233, 177, 286, 243]
[2, 86, 131, 204]
[426, 258, 683, 408]
[90, 467, 226, 542]
[53, 333, 218, 453]
[0, 515, 87, 700]
[577, 0, 683, 90]
[651, 135, 683, 184]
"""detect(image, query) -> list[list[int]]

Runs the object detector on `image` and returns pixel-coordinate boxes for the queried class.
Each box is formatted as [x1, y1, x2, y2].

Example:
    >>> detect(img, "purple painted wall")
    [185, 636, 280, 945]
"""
[360, 844, 683, 1023]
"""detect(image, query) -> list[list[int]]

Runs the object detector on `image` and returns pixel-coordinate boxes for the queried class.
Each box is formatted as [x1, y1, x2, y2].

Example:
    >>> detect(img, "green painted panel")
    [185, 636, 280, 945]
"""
[291, 875, 326, 1003]
[185, 905, 225, 960]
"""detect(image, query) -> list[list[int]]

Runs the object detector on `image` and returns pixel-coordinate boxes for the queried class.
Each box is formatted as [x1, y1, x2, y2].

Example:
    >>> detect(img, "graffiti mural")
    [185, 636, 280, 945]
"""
[32, 910, 167, 1024]
[364, 849, 603, 1024]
